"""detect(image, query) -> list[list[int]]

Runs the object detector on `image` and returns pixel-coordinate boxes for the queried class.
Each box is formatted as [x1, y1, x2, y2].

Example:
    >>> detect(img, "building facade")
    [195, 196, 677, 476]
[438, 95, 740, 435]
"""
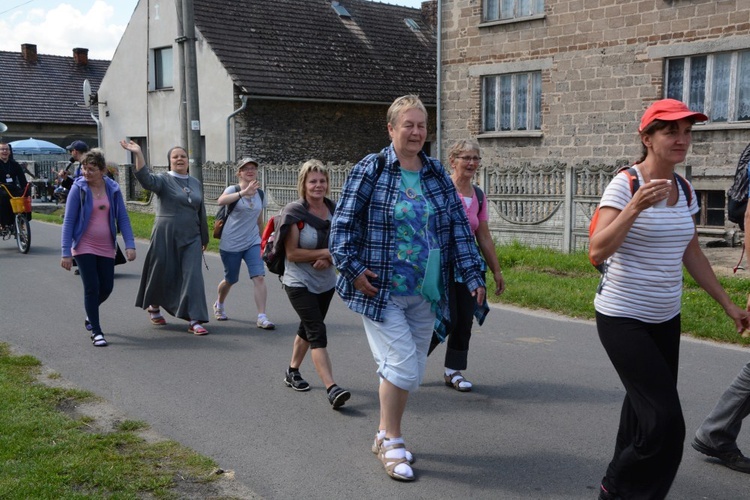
[99, 0, 438, 171]
[440, 0, 749, 242]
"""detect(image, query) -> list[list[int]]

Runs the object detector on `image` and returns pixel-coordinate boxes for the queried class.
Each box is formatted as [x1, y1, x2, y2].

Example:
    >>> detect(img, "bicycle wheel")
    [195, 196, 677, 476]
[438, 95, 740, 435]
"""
[15, 213, 30, 253]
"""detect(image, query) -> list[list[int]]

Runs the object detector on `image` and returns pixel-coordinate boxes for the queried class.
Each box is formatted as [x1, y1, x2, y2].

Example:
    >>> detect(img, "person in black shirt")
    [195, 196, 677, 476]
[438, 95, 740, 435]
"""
[0, 143, 28, 228]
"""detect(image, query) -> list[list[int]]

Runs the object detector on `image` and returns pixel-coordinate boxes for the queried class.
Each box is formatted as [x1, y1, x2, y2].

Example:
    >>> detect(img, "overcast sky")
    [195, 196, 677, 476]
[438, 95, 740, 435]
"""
[0, 0, 427, 60]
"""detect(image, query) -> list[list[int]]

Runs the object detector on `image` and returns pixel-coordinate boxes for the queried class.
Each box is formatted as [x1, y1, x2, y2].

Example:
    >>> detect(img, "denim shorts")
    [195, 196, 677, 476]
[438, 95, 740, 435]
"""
[362, 296, 435, 392]
[220, 244, 264, 283]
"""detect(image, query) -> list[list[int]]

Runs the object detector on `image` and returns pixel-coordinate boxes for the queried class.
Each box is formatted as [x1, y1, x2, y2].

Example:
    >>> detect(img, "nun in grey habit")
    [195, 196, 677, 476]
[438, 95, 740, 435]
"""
[121, 141, 210, 335]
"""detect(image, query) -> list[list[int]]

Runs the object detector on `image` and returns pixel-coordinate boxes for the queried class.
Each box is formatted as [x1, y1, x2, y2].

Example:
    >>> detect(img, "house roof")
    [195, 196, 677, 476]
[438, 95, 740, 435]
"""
[0, 50, 109, 125]
[194, 0, 437, 105]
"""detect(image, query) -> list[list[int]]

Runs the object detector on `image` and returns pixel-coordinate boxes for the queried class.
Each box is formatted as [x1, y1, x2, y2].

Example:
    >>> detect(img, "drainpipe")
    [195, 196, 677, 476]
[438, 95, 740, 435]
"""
[436, 0, 442, 162]
[90, 108, 102, 149]
[226, 94, 249, 184]
[227, 95, 249, 161]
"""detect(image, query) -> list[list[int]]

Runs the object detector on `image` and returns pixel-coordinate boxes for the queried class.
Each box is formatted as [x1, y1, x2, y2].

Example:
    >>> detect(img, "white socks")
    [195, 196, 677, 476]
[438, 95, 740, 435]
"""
[445, 368, 472, 389]
[382, 437, 413, 478]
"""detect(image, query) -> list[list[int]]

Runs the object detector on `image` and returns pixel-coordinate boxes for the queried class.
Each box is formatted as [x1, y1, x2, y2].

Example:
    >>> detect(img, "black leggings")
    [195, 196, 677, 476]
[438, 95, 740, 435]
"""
[596, 312, 685, 500]
[75, 253, 115, 336]
[283, 286, 334, 349]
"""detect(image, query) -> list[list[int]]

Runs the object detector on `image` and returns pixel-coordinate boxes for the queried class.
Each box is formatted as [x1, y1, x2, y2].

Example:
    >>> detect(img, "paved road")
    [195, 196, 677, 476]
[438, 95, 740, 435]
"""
[2, 222, 749, 499]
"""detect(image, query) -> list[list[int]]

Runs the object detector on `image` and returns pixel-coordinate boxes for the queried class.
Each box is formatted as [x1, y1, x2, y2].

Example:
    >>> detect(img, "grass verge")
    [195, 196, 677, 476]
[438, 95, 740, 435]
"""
[494, 241, 750, 346]
[0, 343, 227, 499]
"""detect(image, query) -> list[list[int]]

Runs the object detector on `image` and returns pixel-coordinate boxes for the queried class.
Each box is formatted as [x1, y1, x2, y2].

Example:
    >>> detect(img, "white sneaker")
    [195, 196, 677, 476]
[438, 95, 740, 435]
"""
[213, 301, 227, 321]
[256, 315, 275, 330]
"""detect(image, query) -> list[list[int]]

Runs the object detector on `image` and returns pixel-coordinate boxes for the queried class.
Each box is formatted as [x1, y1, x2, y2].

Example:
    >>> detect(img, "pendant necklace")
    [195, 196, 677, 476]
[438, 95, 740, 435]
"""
[401, 171, 421, 200]
[180, 177, 192, 203]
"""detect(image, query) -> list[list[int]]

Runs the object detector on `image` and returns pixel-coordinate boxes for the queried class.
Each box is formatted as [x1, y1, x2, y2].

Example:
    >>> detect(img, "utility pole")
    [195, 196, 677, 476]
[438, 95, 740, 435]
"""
[175, 0, 188, 150]
[181, 0, 203, 185]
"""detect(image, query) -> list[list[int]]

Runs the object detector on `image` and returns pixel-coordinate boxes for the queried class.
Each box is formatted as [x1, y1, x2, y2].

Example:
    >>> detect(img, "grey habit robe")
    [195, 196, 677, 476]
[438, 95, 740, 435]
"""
[133, 166, 210, 322]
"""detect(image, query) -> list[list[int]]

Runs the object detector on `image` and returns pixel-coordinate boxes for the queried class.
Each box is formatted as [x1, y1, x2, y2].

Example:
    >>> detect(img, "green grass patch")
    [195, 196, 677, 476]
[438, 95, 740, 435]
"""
[491, 241, 750, 346]
[0, 343, 220, 499]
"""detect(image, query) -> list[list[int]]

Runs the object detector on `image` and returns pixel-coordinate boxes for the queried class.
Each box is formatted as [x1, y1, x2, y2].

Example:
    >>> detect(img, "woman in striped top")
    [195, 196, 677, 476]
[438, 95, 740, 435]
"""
[589, 99, 749, 500]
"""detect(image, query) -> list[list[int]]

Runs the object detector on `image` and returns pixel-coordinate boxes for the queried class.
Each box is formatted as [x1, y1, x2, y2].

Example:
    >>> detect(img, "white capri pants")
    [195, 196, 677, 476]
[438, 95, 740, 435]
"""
[362, 295, 436, 392]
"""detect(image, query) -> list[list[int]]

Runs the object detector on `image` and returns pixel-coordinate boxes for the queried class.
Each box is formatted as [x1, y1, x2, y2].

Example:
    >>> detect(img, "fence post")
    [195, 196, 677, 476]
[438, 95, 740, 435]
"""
[563, 165, 573, 253]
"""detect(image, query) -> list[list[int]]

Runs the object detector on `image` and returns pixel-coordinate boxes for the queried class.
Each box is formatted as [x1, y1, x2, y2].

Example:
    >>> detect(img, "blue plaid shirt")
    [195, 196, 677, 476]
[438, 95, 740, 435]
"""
[330, 145, 485, 330]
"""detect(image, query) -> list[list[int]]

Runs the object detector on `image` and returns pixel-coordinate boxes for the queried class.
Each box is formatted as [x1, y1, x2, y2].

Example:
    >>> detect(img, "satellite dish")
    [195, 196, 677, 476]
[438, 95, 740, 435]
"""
[0, 122, 7, 133]
[83, 79, 92, 107]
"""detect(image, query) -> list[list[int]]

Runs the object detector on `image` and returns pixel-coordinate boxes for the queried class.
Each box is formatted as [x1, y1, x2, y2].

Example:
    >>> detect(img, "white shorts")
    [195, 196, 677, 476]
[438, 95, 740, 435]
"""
[362, 295, 435, 392]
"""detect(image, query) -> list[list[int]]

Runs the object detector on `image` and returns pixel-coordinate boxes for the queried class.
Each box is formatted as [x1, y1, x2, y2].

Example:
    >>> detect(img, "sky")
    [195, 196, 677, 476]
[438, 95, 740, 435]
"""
[0, 0, 426, 60]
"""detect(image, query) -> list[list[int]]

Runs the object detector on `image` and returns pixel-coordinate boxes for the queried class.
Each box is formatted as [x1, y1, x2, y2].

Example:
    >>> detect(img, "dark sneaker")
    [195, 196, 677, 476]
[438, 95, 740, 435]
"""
[84, 319, 93, 332]
[692, 437, 750, 473]
[327, 385, 351, 409]
[284, 369, 310, 392]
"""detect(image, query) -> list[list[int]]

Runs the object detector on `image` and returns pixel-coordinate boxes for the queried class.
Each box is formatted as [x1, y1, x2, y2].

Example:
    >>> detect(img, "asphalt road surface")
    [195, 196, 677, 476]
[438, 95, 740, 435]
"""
[1, 221, 749, 499]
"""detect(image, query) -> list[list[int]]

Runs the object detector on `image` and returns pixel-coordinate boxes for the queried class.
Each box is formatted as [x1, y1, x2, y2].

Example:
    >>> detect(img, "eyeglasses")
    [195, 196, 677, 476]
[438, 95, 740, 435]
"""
[457, 155, 481, 163]
[0, 148, 9, 152]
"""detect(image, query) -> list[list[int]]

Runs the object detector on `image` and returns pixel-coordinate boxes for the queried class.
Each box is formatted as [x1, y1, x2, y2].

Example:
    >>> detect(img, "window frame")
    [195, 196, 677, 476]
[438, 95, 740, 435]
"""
[482, 71, 542, 133]
[693, 189, 726, 227]
[483, 0, 544, 23]
[151, 46, 174, 91]
[665, 49, 750, 124]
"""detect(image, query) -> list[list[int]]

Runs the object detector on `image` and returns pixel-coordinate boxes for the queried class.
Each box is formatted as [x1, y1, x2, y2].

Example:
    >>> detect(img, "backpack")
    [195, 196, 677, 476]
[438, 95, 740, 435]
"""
[260, 214, 303, 276]
[588, 166, 692, 273]
[212, 185, 264, 239]
[261, 198, 336, 276]
[473, 184, 484, 212]
[726, 143, 750, 230]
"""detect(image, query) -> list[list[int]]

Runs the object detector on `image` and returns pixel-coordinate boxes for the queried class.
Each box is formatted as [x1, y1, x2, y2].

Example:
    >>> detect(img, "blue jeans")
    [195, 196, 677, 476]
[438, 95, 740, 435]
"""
[75, 253, 115, 335]
[220, 244, 265, 283]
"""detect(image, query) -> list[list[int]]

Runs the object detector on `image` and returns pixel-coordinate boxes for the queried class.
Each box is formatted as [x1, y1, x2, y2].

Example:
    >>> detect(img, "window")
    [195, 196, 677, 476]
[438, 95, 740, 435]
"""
[694, 190, 725, 227]
[666, 50, 750, 123]
[153, 47, 173, 90]
[483, 71, 542, 132]
[484, 0, 544, 22]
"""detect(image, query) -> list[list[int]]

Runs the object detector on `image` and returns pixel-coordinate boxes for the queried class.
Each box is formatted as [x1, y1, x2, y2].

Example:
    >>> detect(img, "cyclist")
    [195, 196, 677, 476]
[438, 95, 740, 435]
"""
[0, 143, 28, 229]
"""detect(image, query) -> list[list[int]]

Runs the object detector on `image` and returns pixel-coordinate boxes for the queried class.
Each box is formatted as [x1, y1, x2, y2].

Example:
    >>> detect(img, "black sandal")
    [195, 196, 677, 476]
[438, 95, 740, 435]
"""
[91, 333, 108, 347]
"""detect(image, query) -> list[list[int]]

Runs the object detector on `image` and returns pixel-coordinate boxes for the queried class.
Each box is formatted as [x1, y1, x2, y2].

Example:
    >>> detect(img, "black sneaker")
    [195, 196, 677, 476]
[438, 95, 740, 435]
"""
[85, 319, 93, 332]
[284, 368, 310, 392]
[327, 385, 351, 409]
[692, 437, 750, 473]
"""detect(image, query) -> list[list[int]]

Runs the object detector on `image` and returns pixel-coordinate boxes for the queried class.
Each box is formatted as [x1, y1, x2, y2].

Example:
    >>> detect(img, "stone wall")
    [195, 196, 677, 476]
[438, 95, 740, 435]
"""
[440, 0, 750, 218]
[233, 99, 438, 165]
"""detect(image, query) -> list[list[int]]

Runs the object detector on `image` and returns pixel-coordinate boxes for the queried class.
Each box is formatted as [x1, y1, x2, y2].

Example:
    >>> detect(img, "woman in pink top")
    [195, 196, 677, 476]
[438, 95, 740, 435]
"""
[61, 149, 136, 346]
[428, 139, 505, 391]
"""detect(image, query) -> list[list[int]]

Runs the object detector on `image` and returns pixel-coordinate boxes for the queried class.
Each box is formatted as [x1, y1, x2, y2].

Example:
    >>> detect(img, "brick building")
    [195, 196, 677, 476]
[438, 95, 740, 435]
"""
[440, 0, 750, 231]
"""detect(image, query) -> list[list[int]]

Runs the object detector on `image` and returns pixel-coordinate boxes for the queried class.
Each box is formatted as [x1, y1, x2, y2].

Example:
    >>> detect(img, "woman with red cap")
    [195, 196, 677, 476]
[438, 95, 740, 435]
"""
[589, 99, 749, 499]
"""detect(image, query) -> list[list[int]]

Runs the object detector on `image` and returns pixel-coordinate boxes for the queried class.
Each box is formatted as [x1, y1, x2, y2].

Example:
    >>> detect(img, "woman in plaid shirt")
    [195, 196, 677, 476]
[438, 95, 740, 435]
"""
[331, 95, 486, 481]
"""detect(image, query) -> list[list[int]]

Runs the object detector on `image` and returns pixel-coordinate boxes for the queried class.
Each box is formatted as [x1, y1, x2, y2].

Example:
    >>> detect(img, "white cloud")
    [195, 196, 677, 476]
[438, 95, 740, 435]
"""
[0, 1, 126, 60]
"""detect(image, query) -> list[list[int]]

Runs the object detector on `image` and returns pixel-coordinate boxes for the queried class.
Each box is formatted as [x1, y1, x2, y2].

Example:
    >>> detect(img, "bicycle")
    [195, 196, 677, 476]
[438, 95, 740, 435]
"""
[1, 183, 31, 253]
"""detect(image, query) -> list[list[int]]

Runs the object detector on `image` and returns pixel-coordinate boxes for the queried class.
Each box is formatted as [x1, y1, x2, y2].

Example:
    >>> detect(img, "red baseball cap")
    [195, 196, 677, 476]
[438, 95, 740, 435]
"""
[639, 99, 708, 132]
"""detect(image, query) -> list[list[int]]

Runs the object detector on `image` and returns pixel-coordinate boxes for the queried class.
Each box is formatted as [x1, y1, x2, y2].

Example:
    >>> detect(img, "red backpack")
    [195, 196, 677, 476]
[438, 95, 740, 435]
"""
[588, 166, 691, 272]
[260, 214, 304, 276]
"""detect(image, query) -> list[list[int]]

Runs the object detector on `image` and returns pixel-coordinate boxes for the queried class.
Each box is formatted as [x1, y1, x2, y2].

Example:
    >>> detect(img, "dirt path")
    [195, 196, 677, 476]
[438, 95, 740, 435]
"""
[702, 242, 746, 277]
